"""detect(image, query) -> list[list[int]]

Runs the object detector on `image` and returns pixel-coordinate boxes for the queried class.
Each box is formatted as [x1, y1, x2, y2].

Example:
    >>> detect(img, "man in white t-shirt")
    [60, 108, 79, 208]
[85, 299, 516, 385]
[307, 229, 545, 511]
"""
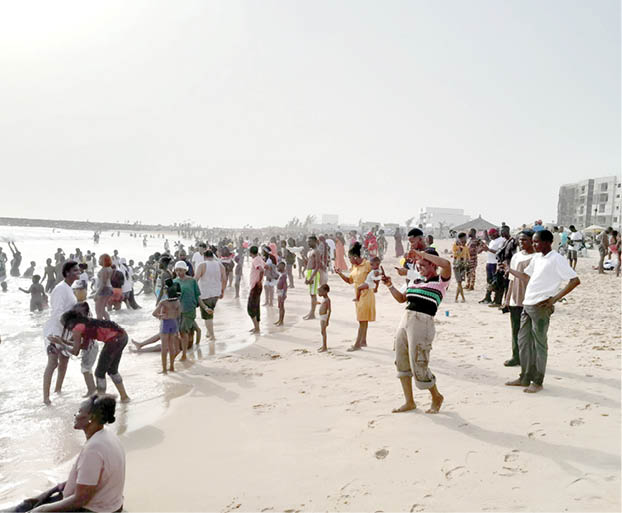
[191, 242, 207, 270]
[194, 249, 226, 347]
[479, 228, 506, 304]
[504, 230, 580, 393]
[43, 260, 80, 405]
[567, 225, 583, 270]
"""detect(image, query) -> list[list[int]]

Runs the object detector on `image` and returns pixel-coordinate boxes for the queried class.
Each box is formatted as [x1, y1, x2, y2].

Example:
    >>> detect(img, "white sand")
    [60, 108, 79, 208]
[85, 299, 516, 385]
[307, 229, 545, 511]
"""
[122, 241, 621, 512]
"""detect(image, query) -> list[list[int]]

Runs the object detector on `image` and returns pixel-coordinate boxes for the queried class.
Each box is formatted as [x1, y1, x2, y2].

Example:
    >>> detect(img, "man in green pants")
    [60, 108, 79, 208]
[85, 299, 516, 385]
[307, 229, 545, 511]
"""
[503, 230, 580, 393]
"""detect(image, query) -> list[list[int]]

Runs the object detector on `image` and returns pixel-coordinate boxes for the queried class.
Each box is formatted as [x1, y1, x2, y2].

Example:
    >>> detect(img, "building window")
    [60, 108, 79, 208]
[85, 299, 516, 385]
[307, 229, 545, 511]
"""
[601, 183, 608, 191]
[615, 217, 619, 222]
[600, 194, 608, 202]
[599, 204, 606, 212]
[581, 186, 585, 193]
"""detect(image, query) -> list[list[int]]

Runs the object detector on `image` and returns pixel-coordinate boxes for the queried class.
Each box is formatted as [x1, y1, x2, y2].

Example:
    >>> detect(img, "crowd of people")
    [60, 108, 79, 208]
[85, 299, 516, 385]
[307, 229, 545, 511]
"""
[4, 218, 619, 512]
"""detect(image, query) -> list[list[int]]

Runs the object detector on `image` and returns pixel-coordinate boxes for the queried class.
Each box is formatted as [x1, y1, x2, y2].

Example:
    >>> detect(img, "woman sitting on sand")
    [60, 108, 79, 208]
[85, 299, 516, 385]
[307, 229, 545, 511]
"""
[335, 242, 376, 351]
[15, 395, 125, 513]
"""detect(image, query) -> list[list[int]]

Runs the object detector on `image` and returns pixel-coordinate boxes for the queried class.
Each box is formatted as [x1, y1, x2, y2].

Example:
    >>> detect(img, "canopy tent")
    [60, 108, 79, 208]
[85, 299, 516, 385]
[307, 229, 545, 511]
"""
[450, 215, 498, 233]
[584, 225, 606, 233]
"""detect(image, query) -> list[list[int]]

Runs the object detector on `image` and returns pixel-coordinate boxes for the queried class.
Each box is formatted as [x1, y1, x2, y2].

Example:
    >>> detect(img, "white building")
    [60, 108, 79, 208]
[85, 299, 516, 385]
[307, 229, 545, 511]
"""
[417, 207, 471, 234]
[557, 175, 622, 229]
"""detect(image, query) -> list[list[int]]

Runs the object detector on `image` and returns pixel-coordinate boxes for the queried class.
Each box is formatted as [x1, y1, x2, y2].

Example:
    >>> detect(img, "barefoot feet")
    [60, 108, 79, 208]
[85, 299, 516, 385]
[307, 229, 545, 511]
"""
[392, 402, 416, 413]
[426, 394, 443, 414]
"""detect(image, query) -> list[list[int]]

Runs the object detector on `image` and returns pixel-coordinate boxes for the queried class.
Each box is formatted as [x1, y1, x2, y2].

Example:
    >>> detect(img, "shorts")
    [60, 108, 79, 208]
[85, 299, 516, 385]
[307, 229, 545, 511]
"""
[200, 297, 218, 320]
[319, 313, 328, 322]
[81, 341, 99, 373]
[394, 310, 436, 390]
[161, 318, 179, 334]
[247, 284, 262, 320]
[179, 311, 196, 333]
[306, 269, 321, 296]
[567, 249, 578, 259]
[74, 288, 87, 302]
[98, 286, 113, 297]
[110, 288, 123, 302]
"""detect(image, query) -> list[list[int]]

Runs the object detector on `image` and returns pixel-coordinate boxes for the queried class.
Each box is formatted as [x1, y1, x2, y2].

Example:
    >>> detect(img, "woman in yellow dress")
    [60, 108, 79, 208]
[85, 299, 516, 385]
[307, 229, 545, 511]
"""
[335, 242, 375, 351]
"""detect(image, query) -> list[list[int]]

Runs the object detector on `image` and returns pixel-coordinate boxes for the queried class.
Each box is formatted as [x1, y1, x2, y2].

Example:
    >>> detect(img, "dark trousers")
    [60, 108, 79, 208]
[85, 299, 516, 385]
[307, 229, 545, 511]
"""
[484, 263, 496, 301]
[518, 304, 553, 385]
[509, 306, 523, 362]
[286, 263, 295, 288]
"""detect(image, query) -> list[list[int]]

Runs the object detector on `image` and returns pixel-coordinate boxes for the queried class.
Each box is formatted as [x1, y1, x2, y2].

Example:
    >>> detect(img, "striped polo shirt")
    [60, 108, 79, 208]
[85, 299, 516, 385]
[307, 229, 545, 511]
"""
[399, 275, 450, 317]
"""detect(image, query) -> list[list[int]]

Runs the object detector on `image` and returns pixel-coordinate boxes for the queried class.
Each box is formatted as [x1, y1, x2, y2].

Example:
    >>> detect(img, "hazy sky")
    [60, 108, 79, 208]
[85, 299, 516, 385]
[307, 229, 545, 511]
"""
[1, 0, 619, 228]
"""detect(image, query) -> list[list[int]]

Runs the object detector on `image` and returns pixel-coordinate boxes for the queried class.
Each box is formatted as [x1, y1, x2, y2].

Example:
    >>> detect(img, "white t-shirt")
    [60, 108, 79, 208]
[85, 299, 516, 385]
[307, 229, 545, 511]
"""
[325, 239, 336, 258]
[569, 232, 584, 245]
[486, 237, 506, 264]
[64, 428, 125, 513]
[43, 281, 77, 345]
[523, 251, 578, 306]
[365, 268, 382, 288]
[191, 251, 205, 269]
[196, 259, 223, 298]
[509, 251, 534, 307]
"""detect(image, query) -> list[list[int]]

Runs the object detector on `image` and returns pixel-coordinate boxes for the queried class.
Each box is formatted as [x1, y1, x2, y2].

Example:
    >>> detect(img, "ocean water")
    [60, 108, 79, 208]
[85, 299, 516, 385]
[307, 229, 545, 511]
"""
[0, 226, 264, 507]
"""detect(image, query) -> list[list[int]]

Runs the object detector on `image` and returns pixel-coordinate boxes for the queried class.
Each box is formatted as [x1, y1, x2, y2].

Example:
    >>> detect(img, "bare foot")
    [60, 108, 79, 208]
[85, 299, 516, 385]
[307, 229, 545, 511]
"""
[426, 394, 444, 413]
[169, 366, 175, 372]
[347, 345, 361, 352]
[180, 355, 187, 361]
[505, 378, 529, 386]
[120, 396, 131, 403]
[392, 402, 416, 413]
[303, 314, 315, 320]
[360, 342, 367, 347]
[524, 383, 543, 393]
[43, 398, 51, 406]
[158, 369, 168, 374]
[317, 347, 327, 353]
[131, 340, 142, 350]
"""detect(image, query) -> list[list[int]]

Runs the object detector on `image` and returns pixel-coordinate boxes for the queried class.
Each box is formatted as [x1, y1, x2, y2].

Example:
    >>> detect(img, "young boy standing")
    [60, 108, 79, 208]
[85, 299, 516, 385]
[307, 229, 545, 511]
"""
[318, 284, 331, 352]
[274, 261, 288, 326]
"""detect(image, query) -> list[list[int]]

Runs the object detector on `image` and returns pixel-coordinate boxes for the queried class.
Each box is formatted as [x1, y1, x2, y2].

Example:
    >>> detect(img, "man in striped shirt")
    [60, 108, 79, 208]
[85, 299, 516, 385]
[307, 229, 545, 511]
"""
[383, 248, 451, 414]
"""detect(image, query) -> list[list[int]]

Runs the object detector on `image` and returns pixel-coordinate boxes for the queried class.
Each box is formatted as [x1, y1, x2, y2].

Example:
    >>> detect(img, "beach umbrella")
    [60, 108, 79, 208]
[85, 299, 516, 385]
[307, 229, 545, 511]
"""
[584, 225, 605, 233]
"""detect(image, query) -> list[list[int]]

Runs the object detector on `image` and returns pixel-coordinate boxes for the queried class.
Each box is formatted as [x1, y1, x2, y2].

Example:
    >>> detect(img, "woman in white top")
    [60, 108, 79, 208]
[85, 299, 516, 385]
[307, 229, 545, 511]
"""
[21, 394, 125, 513]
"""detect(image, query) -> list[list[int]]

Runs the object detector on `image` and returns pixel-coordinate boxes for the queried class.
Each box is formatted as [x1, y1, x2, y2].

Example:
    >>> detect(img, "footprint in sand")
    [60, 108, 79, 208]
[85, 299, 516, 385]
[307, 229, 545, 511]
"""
[528, 429, 546, 439]
[444, 465, 467, 480]
[409, 505, 425, 512]
[375, 448, 389, 460]
[569, 418, 584, 426]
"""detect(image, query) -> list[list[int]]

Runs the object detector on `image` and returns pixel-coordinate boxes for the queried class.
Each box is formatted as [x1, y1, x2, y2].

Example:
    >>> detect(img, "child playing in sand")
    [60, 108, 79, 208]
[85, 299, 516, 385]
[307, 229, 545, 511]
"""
[318, 284, 331, 352]
[354, 256, 382, 301]
[152, 283, 182, 374]
[19, 275, 47, 312]
[274, 261, 287, 326]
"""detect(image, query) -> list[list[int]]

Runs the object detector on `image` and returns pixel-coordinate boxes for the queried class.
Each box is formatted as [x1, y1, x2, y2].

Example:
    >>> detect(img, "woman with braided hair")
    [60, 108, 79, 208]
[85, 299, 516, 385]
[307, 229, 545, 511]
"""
[56, 309, 130, 402]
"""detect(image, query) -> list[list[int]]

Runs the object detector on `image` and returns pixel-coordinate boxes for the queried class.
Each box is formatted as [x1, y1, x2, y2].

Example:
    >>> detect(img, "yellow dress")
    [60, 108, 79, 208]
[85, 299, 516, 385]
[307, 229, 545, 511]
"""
[350, 260, 376, 322]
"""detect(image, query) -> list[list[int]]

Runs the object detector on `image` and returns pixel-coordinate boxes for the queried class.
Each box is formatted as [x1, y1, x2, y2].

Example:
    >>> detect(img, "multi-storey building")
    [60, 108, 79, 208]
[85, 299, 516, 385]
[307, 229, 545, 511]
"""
[557, 175, 621, 228]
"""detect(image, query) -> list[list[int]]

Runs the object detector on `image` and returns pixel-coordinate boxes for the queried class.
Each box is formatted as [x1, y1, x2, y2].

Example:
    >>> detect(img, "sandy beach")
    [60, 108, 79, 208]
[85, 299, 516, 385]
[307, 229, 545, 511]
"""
[111, 240, 620, 512]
